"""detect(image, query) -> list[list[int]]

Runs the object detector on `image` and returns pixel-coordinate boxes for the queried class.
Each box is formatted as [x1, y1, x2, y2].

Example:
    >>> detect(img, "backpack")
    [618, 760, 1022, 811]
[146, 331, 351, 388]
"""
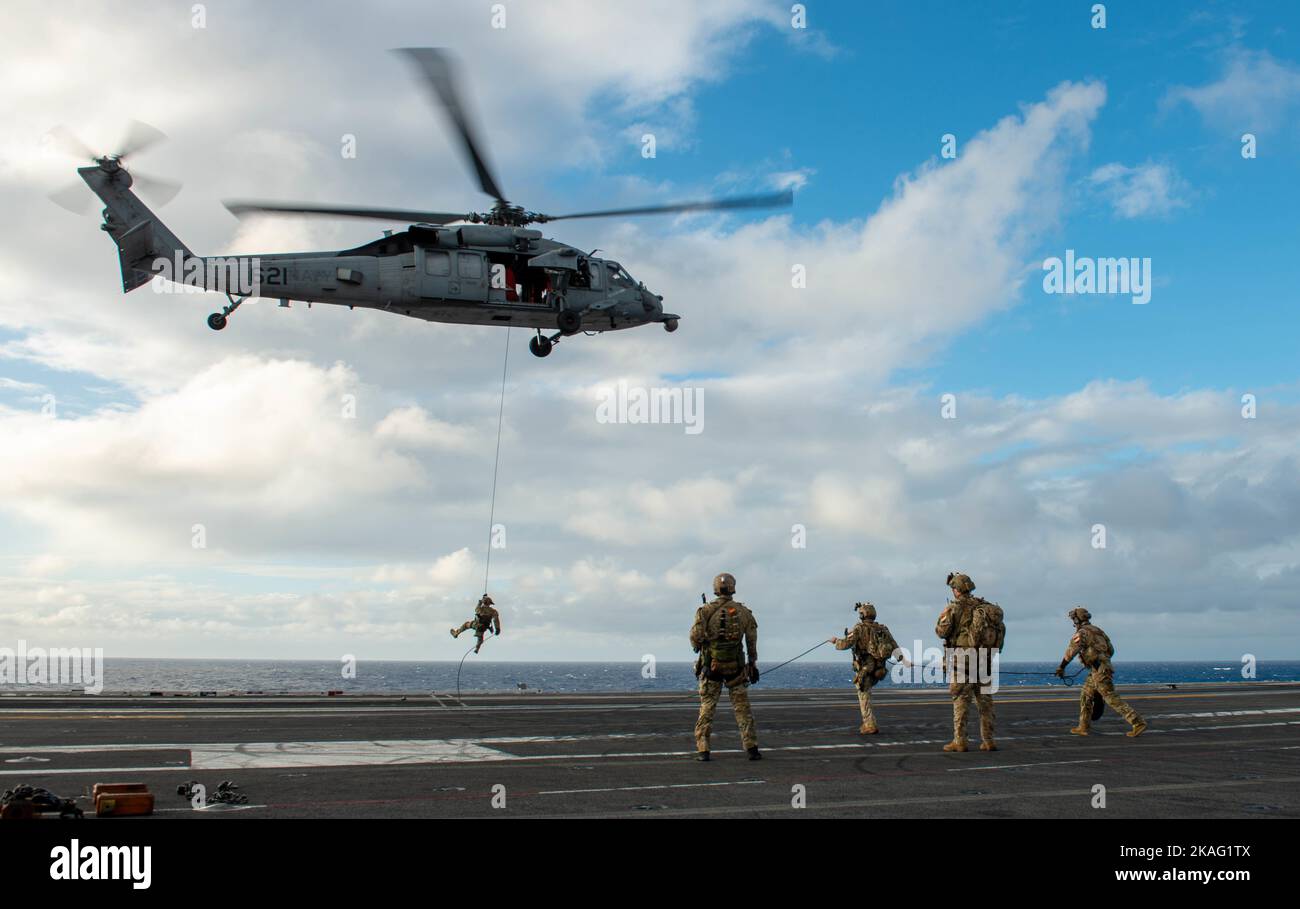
[970, 598, 1006, 652]
[854, 622, 897, 663]
[1083, 625, 1115, 664]
[704, 602, 746, 680]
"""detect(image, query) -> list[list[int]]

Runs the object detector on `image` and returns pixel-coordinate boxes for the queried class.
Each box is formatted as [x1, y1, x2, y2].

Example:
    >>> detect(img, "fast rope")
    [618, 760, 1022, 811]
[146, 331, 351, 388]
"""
[760, 639, 831, 679]
[482, 328, 511, 595]
[455, 632, 494, 701]
[453, 329, 509, 705]
[999, 667, 1086, 686]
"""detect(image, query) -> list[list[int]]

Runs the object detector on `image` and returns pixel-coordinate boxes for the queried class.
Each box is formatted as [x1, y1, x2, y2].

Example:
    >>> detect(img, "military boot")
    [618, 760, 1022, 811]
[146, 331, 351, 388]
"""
[747, 747, 762, 761]
[859, 722, 879, 735]
[1070, 726, 1090, 736]
[1127, 718, 1148, 738]
[449, 628, 459, 638]
[979, 741, 997, 752]
[695, 751, 711, 762]
[942, 740, 968, 752]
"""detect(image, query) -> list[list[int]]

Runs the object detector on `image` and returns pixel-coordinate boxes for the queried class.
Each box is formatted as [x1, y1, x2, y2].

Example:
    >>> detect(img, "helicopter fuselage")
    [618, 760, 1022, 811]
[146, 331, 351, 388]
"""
[213, 224, 672, 334]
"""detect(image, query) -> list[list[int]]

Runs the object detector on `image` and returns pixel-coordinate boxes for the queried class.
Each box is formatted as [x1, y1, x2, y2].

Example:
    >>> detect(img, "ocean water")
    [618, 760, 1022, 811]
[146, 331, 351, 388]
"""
[1, 658, 1295, 694]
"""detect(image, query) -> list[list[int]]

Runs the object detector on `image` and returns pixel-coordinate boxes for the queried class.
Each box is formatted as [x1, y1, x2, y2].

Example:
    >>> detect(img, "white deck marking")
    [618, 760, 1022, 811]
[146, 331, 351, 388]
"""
[2, 711, 1296, 771]
[1148, 707, 1300, 719]
[189, 739, 514, 770]
[539, 780, 767, 796]
[155, 804, 269, 813]
[948, 759, 1100, 772]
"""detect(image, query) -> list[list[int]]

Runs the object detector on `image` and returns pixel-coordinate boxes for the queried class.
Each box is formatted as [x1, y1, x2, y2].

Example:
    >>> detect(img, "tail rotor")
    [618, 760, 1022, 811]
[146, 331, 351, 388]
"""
[45, 119, 181, 213]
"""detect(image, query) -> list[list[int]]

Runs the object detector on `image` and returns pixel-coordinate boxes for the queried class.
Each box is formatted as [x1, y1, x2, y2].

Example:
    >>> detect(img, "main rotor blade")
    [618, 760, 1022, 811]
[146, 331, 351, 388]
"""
[393, 47, 508, 204]
[223, 200, 468, 225]
[536, 188, 794, 222]
[116, 119, 168, 160]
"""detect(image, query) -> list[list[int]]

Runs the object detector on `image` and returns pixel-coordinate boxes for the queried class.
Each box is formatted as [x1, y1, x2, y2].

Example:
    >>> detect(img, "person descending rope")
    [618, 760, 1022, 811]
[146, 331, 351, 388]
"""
[451, 595, 501, 654]
[451, 329, 511, 661]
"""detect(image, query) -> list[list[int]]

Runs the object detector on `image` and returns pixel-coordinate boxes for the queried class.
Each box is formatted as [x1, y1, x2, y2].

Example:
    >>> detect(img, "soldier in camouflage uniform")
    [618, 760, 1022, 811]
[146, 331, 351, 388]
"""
[830, 602, 903, 735]
[1057, 607, 1147, 737]
[935, 572, 997, 752]
[690, 573, 761, 762]
[450, 595, 501, 654]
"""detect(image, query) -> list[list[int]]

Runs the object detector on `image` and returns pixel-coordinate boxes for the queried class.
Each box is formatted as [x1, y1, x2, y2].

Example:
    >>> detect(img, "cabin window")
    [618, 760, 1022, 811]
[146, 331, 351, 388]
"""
[457, 252, 483, 279]
[425, 250, 450, 276]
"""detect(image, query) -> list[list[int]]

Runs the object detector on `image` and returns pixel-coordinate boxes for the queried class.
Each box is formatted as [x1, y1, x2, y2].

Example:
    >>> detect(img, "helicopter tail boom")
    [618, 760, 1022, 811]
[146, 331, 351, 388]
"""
[79, 164, 195, 293]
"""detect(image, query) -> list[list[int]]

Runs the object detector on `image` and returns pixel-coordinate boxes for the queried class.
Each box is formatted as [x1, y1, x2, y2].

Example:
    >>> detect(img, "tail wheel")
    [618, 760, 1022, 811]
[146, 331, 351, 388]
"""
[207, 313, 227, 331]
[529, 335, 553, 358]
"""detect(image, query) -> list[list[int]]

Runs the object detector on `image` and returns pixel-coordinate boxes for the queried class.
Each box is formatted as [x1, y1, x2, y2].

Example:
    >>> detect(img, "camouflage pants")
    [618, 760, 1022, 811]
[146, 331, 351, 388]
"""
[950, 681, 995, 745]
[452, 621, 486, 639]
[1079, 665, 1142, 729]
[856, 688, 877, 730]
[695, 679, 757, 751]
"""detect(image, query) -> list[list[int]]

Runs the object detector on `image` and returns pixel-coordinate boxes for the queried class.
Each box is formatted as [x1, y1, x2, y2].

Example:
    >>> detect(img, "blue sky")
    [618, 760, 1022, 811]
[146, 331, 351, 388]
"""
[2, 0, 1299, 665]
[610, 2, 1300, 398]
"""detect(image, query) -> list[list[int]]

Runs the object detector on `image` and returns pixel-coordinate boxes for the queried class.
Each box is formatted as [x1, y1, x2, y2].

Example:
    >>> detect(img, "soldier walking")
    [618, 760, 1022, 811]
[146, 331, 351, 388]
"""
[936, 572, 1000, 752]
[1057, 607, 1147, 738]
[830, 601, 902, 735]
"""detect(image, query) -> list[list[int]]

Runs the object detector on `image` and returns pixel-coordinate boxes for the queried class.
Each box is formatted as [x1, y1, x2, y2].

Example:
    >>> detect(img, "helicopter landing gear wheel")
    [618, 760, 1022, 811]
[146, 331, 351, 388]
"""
[663, 318, 679, 333]
[207, 290, 249, 332]
[529, 333, 553, 358]
[556, 308, 582, 335]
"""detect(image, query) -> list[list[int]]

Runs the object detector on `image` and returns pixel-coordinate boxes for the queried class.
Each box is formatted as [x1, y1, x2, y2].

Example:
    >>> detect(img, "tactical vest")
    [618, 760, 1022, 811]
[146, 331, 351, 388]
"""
[473, 606, 494, 631]
[1079, 624, 1115, 667]
[702, 600, 746, 681]
[937, 599, 976, 648]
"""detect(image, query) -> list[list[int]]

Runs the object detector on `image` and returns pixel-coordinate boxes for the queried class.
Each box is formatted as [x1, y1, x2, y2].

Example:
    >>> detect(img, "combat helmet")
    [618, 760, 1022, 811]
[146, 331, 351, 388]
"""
[946, 572, 975, 595]
[1068, 606, 1091, 625]
[713, 573, 736, 596]
[854, 601, 876, 621]
[479, 595, 494, 606]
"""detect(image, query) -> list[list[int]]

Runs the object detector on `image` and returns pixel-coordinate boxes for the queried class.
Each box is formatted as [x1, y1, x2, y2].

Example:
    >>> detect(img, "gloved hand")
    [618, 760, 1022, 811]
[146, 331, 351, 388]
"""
[1054, 664, 1066, 678]
[748, 663, 760, 685]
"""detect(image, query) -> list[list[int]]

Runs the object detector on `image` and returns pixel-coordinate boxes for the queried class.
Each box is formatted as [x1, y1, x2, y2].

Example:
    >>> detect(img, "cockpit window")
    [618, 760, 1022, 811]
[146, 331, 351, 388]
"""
[607, 262, 636, 290]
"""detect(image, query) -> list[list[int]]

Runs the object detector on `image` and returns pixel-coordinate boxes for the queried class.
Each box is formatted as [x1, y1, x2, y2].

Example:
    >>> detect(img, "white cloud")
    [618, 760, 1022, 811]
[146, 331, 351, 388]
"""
[1166, 47, 1300, 133]
[1088, 161, 1190, 219]
[4, 378, 1299, 660]
[375, 405, 480, 452]
[0, 356, 434, 558]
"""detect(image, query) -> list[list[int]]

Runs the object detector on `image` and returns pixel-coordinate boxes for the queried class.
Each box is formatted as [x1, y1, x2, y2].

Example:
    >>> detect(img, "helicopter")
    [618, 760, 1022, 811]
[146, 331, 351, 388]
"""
[62, 48, 792, 358]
